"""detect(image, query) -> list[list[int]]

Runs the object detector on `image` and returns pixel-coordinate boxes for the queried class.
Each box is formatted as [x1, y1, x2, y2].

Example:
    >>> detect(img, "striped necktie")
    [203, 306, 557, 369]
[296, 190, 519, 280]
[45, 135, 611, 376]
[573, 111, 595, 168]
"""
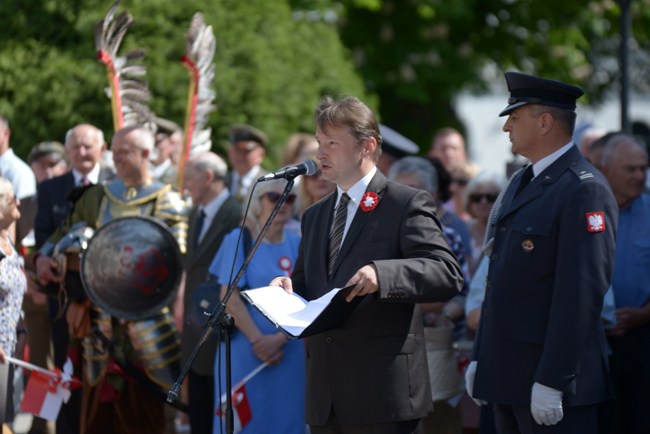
[328, 193, 351, 277]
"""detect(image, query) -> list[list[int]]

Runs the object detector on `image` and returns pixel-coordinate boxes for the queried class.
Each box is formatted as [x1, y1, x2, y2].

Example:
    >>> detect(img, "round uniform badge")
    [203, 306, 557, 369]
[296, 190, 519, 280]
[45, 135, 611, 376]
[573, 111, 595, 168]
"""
[521, 239, 534, 252]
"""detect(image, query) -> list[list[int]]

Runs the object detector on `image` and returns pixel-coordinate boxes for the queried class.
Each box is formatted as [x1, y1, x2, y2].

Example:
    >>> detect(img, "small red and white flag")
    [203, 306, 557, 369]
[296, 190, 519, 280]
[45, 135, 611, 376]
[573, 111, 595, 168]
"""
[8, 357, 81, 421]
[216, 363, 266, 433]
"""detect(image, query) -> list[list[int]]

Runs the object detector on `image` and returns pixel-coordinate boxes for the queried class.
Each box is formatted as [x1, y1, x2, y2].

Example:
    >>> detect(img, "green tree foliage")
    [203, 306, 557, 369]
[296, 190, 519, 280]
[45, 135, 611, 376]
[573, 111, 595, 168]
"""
[294, 0, 650, 149]
[0, 0, 368, 164]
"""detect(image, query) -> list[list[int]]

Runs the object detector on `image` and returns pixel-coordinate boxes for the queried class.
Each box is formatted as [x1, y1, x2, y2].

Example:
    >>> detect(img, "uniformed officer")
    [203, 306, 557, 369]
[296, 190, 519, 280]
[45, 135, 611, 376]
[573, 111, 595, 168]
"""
[377, 124, 419, 175]
[465, 72, 618, 433]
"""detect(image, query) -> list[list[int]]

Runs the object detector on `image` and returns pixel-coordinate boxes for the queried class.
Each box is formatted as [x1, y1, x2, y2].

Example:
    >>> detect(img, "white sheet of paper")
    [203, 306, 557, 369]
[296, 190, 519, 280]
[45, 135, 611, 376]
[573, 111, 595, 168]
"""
[242, 286, 345, 336]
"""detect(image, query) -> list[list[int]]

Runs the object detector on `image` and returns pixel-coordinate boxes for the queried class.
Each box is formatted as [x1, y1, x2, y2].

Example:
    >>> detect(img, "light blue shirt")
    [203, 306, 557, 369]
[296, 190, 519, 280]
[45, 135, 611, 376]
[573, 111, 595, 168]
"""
[0, 148, 36, 199]
[611, 194, 650, 308]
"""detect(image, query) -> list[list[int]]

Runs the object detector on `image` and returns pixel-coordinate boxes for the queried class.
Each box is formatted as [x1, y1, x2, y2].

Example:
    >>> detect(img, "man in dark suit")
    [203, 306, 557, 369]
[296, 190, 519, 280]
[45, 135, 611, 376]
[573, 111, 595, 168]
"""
[180, 151, 242, 434]
[466, 72, 618, 433]
[271, 96, 464, 433]
[33, 123, 113, 434]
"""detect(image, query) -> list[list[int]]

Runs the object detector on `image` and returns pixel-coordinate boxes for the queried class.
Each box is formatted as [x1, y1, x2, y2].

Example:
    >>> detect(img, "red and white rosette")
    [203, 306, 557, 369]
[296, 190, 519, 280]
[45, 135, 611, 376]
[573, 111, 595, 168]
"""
[360, 192, 379, 212]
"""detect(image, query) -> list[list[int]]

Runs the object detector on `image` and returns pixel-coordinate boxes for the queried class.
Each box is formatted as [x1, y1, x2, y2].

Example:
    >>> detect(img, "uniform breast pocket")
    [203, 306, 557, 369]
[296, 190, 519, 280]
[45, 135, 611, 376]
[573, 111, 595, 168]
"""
[509, 220, 553, 270]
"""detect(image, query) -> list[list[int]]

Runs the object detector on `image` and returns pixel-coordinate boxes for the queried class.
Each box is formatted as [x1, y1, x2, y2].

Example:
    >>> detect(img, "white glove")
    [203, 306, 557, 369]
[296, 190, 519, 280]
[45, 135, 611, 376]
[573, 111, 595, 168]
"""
[530, 382, 563, 425]
[464, 361, 487, 406]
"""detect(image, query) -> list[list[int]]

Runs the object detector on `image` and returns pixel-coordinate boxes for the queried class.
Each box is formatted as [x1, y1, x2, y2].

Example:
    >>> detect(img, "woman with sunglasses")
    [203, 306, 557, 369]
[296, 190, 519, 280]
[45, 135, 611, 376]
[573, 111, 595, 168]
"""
[464, 172, 505, 275]
[208, 178, 305, 433]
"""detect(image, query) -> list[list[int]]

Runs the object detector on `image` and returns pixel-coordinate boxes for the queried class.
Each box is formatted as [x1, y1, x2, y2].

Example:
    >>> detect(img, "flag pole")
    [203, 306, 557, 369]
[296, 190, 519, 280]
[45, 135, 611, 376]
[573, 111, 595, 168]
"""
[4, 356, 58, 379]
[219, 363, 267, 404]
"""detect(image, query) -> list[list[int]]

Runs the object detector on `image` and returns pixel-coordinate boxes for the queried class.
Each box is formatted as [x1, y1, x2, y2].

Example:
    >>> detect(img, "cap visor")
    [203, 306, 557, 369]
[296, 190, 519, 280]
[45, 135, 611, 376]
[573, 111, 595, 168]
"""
[499, 101, 528, 117]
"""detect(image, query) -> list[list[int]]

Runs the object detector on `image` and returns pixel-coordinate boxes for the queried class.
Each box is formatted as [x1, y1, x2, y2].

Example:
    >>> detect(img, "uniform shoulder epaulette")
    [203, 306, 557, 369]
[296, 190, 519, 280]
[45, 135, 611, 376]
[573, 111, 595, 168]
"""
[569, 161, 597, 182]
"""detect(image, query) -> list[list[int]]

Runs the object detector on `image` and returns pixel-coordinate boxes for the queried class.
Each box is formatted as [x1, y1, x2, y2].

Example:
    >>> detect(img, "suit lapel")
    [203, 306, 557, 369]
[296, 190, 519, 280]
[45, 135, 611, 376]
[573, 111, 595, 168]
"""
[186, 207, 200, 263]
[187, 198, 238, 267]
[332, 171, 387, 277]
[196, 201, 231, 256]
[310, 193, 337, 279]
[498, 146, 581, 222]
[63, 172, 75, 192]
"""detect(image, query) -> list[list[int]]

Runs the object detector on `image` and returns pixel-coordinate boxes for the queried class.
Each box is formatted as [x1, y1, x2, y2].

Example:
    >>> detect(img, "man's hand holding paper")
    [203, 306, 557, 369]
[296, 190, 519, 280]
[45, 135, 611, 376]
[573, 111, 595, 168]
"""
[344, 264, 378, 302]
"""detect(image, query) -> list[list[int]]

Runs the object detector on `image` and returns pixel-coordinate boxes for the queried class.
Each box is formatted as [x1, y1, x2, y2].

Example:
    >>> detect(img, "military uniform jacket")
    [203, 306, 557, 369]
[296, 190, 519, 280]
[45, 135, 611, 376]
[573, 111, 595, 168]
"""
[472, 146, 618, 407]
[291, 170, 464, 426]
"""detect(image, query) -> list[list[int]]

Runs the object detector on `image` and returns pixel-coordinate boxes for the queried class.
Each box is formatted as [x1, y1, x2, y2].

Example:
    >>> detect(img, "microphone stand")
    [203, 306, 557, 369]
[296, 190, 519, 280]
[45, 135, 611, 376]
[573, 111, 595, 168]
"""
[167, 178, 296, 434]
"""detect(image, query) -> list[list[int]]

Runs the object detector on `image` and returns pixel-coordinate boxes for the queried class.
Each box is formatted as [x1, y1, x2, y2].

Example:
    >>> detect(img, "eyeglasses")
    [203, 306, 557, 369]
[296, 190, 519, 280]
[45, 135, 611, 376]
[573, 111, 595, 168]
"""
[263, 192, 296, 205]
[451, 178, 469, 187]
[469, 193, 498, 203]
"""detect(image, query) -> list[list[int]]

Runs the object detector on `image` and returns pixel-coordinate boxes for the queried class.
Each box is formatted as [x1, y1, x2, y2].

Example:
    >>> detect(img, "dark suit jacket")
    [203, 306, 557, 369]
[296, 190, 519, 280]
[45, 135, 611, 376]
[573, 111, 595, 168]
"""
[181, 195, 242, 375]
[291, 170, 464, 426]
[472, 146, 618, 407]
[34, 169, 114, 248]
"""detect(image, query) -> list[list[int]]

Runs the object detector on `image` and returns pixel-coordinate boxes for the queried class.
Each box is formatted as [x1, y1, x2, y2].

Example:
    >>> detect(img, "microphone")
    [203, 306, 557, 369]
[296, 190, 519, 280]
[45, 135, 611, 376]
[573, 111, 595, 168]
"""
[257, 160, 319, 182]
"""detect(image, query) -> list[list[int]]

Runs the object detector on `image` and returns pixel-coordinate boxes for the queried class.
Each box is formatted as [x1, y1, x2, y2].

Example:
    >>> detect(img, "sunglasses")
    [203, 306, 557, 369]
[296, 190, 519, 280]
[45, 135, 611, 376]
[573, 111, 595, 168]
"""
[451, 178, 469, 187]
[469, 193, 498, 203]
[263, 192, 297, 205]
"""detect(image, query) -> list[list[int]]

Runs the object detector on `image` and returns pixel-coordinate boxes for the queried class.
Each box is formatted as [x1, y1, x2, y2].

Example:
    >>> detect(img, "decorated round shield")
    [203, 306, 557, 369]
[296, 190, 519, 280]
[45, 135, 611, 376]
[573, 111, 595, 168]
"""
[80, 216, 183, 320]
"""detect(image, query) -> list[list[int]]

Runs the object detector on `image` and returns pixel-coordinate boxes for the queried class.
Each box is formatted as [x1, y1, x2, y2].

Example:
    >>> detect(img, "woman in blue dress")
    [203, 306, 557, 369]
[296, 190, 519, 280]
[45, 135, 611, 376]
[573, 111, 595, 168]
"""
[210, 178, 305, 434]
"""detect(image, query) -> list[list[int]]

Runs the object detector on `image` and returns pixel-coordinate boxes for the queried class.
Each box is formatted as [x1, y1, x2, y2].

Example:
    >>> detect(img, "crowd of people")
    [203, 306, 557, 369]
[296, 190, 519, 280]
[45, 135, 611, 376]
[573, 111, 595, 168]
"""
[0, 69, 648, 434]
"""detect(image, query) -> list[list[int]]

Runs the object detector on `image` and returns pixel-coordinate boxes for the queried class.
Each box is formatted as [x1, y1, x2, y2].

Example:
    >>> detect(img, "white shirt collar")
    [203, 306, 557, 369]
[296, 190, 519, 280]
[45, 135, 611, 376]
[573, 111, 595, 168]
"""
[331, 166, 377, 241]
[231, 164, 261, 192]
[201, 188, 230, 220]
[335, 166, 377, 207]
[532, 142, 574, 178]
[197, 189, 230, 242]
[72, 164, 101, 185]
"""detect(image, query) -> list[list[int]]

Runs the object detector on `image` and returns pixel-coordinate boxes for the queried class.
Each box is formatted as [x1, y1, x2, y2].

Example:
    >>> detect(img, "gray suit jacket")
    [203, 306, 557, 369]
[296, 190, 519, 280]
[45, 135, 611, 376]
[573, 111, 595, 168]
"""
[291, 170, 463, 426]
[181, 195, 242, 375]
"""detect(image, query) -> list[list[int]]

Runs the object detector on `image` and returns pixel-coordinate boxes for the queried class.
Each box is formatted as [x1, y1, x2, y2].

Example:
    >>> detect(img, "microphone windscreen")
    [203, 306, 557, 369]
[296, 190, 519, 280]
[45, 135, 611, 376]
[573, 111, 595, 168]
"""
[304, 159, 319, 176]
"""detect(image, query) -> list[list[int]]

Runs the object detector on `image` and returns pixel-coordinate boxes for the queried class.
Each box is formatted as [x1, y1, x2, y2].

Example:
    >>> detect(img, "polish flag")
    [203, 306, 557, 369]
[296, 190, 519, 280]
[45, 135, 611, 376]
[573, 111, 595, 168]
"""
[10, 357, 81, 421]
[216, 383, 253, 433]
[232, 383, 253, 432]
[216, 363, 266, 433]
[20, 370, 64, 420]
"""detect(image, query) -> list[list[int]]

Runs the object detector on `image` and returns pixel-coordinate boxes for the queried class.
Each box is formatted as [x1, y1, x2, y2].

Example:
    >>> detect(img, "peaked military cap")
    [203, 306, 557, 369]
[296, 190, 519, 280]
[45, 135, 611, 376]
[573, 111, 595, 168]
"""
[379, 124, 419, 158]
[27, 141, 66, 164]
[499, 72, 585, 117]
[228, 124, 268, 149]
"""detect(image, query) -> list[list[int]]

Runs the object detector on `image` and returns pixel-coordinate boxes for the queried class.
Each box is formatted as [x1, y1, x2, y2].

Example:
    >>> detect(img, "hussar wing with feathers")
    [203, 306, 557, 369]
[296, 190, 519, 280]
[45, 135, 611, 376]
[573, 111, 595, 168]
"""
[180, 12, 216, 160]
[95, 0, 153, 131]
